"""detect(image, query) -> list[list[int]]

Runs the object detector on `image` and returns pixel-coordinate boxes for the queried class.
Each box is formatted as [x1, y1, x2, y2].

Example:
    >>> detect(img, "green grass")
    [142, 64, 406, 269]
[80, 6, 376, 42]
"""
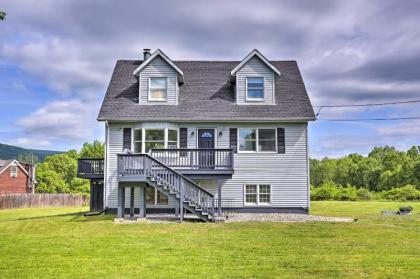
[0, 201, 419, 278]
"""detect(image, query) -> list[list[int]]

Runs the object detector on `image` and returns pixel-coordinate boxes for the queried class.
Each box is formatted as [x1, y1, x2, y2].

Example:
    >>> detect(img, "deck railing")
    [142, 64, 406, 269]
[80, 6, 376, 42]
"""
[77, 159, 104, 179]
[150, 148, 234, 170]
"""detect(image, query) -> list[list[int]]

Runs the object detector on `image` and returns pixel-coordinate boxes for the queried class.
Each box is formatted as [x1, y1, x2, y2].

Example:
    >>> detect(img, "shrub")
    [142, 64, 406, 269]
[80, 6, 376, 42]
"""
[311, 182, 339, 200]
[381, 185, 420, 201]
[336, 186, 357, 201]
[356, 188, 373, 200]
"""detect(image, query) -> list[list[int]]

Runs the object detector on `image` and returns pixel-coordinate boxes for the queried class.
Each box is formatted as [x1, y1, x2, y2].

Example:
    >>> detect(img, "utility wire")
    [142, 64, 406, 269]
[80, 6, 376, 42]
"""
[312, 98, 420, 108]
[318, 116, 420, 122]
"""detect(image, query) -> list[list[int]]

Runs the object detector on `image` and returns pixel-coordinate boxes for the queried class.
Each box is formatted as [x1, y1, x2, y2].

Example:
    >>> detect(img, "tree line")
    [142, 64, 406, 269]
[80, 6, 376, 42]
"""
[310, 145, 420, 201]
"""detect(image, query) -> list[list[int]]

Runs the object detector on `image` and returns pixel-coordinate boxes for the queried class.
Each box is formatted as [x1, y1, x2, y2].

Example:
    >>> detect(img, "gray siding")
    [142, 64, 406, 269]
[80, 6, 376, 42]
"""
[236, 56, 275, 105]
[105, 122, 309, 209]
[139, 56, 178, 105]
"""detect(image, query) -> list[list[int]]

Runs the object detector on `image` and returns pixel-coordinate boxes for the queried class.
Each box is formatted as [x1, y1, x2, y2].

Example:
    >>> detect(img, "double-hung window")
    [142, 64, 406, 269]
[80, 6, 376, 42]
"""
[10, 165, 17, 177]
[133, 129, 142, 153]
[149, 77, 167, 101]
[244, 184, 271, 205]
[238, 128, 276, 152]
[246, 77, 264, 101]
[167, 129, 178, 149]
[133, 128, 179, 153]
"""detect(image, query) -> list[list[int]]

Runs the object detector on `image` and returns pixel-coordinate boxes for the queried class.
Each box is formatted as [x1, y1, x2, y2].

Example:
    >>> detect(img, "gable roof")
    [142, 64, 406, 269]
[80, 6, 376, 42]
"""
[132, 49, 184, 77]
[0, 159, 29, 176]
[98, 59, 315, 122]
[230, 49, 281, 76]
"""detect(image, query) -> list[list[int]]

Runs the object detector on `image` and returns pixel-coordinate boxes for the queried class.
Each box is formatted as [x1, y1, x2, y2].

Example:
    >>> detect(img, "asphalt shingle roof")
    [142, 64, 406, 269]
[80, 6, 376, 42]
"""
[98, 60, 315, 121]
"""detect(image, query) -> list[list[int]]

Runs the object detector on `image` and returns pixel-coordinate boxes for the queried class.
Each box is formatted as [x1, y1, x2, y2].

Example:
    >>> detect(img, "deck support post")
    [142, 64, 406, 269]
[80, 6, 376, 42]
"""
[217, 179, 223, 216]
[179, 180, 184, 222]
[89, 180, 94, 212]
[139, 185, 146, 218]
[117, 185, 125, 219]
[129, 187, 135, 219]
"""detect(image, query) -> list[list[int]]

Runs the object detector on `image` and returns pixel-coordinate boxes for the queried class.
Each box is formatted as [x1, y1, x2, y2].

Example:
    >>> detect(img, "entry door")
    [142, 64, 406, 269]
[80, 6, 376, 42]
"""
[198, 129, 215, 168]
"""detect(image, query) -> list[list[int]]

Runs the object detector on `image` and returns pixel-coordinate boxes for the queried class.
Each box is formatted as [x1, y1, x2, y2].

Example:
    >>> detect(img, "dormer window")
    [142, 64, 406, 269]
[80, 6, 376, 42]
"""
[246, 77, 264, 101]
[149, 77, 167, 101]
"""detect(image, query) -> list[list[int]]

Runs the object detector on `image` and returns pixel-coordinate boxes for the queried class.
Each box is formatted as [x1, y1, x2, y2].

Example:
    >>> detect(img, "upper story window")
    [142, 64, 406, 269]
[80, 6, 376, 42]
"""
[238, 128, 276, 153]
[10, 165, 17, 177]
[133, 128, 179, 153]
[145, 129, 165, 152]
[167, 129, 178, 149]
[246, 77, 264, 101]
[149, 77, 167, 101]
[133, 129, 142, 153]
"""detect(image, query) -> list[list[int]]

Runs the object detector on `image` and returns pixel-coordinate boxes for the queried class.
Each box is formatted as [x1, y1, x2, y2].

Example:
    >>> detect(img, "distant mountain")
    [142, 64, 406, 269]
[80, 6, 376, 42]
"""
[0, 143, 61, 162]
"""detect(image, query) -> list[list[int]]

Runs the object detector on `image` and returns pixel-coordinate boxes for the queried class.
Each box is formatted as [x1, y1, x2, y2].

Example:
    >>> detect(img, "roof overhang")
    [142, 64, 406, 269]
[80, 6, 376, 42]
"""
[230, 49, 281, 78]
[132, 49, 184, 82]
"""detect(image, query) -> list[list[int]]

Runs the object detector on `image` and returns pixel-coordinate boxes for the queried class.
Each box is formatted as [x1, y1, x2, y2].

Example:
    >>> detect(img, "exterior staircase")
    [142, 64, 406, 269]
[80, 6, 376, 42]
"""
[118, 154, 216, 222]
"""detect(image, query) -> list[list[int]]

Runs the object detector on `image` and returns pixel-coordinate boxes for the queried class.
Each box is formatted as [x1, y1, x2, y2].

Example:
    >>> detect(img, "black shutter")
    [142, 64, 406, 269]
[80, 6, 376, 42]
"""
[277, 128, 285, 154]
[180, 128, 188, 156]
[123, 128, 131, 151]
[229, 128, 237, 153]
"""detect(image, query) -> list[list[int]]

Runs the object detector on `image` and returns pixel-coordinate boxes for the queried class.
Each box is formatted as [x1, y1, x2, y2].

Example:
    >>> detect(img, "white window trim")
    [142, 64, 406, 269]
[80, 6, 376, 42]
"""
[148, 77, 168, 102]
[132, 128, 179, 154]
[10, 165, 17, 178]
[243, 184, 272, 206]
[237, 128, 277, 153]
[245, 76, 265, 102]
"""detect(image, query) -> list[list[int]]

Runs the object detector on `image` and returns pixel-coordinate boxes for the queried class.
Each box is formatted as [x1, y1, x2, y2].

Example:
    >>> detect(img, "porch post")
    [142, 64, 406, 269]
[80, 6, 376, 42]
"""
[179, 180, 184, 222]
[129, 187, 135, 219]
[217, 179, 223, 216]
[139, 185, 146, 218]
[117, 185, 125, 218]
[89, 180, 94, 212]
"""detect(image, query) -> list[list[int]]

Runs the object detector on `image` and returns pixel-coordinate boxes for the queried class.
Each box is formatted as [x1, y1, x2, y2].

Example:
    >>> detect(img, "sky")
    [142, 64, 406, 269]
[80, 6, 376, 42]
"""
[0, 0, 419, 157]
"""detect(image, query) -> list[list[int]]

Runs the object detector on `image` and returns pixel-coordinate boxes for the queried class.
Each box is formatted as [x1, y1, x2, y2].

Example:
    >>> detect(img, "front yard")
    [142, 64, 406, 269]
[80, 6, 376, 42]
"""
[0, 201, 419, 278]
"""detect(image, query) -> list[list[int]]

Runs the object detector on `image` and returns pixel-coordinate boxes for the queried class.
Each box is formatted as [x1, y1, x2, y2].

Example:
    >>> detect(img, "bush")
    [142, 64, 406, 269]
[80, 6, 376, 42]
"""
[336, 186, 357, 201]
[356, 188, 373, 200]
[381, 185, 420, 201]
[311, 182, 339, 200]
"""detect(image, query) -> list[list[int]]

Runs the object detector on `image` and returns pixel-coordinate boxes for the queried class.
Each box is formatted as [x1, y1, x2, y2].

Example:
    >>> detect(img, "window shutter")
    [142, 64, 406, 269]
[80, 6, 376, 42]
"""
[180, 128, 188, 148]
[277, 128, 285, 154]
[123, 128, 131, 151]
[229, 128, 237, 153]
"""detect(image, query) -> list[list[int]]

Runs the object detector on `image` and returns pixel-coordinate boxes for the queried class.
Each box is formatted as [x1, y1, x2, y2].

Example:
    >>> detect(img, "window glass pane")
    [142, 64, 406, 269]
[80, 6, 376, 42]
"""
[259, 129, 275, 140]
[157, 191, 168, 205]
[133, 129, 142, 141]
[247, 77, 263, 86]
[146, 130, 164, 141]
[168, 130, 178, 141]
[168, 142, 178, 149]
[239, 140, 256, 151]
[258, 129, 276, 152]
[133, 142, 142, 153]
[239, 129, 256, 140]
[145, 186, 155, 205]
[247, 89, 264, 99]
[245, 185, 257, 204]
[150, 77, 167, 88]
[259, 185, 271, 203]
[150, 89, 167, 100]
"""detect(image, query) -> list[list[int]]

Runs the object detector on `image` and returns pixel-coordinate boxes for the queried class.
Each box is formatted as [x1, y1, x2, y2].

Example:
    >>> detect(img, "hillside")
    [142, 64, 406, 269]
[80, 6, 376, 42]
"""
[0, 143, 61, 162]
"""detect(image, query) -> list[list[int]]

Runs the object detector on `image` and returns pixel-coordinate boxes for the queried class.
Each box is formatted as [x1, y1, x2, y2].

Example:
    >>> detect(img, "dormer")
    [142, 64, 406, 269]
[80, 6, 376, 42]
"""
[230, 49, 281, 105]
[133, 49, 183, 105]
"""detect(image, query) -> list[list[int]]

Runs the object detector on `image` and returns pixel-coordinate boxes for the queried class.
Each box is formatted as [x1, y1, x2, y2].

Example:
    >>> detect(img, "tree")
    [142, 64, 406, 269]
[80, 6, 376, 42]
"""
[79, 140, 104, 159]
[0, 11, 6, 21]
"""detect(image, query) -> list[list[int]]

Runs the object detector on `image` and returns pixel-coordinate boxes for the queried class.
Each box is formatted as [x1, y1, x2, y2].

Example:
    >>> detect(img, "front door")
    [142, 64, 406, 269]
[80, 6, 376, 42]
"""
[198, 129, 215, 168]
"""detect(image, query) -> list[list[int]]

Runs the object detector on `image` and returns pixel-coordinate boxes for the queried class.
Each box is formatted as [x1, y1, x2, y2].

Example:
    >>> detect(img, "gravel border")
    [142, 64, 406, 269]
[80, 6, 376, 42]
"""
[114, 213, 353, 223]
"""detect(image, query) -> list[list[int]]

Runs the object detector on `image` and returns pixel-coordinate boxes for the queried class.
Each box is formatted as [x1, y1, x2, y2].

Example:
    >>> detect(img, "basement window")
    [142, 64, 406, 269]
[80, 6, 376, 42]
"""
[10, 165, 17, 177]
[244, 184, 271, 205]
[145, 185, 168, 206]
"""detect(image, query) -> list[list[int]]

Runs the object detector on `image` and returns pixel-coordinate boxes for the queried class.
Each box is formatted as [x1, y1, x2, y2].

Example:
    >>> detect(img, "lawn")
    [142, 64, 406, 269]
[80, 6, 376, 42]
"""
[0, 201, 419, 278]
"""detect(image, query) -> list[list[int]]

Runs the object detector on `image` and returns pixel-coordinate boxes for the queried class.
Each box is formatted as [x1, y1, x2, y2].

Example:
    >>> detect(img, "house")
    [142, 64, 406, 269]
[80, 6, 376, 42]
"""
[77, 49, 315, 222]
[0, 159, 36, 194]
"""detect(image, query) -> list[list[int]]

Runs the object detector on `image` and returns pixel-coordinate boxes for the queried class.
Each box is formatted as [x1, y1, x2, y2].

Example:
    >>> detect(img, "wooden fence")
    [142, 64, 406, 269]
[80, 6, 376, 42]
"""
[0, 194, 88, 209]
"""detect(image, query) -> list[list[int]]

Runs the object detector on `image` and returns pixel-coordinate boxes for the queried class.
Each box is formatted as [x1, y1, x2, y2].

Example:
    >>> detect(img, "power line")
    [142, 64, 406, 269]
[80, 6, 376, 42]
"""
[318, 116, 420, 122]
[312, 98, 420, 108]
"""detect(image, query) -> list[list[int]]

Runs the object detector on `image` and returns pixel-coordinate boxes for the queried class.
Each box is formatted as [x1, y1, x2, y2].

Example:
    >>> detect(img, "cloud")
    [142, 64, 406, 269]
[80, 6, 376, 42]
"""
[16, 100, 100, 144]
